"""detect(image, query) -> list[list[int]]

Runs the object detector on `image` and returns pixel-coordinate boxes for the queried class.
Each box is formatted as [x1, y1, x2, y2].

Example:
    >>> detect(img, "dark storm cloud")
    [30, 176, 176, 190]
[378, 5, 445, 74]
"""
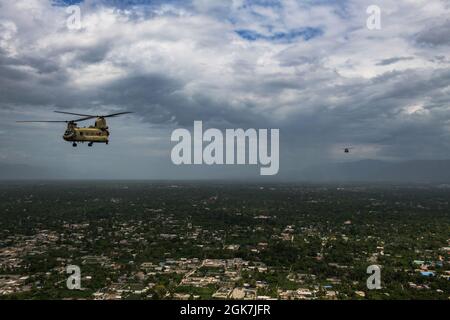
[376, 56, 414, 66]
[95, 74, 269, 128]
[415, 20, 450, 47]
[72, 43, 112, 65]
[278, 67, 450, 160]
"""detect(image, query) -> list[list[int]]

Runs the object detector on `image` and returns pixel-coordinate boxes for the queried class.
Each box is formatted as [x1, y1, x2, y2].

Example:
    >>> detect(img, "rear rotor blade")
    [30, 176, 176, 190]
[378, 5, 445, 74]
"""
[72, 116, 97, 122]
[54, 111, 95, 117]
[102, 111, 133, 118]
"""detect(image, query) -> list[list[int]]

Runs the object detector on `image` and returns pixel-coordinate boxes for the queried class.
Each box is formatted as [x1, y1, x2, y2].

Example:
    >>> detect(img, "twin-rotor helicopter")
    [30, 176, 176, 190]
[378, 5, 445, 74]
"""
[17, 111, 132, 147]
[344, 147, 353, 153]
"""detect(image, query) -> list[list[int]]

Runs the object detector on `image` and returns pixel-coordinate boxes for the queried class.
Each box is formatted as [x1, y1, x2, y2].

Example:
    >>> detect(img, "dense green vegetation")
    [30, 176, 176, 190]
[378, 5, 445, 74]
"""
[0, 181, 448, 299]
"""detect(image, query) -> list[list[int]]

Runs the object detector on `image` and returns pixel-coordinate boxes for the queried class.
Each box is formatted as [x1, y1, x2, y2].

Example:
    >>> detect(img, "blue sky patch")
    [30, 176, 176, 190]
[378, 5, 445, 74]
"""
[52, 0, 83, 5]
[236, 27, 323, 42]
[52, 0, 187, 7]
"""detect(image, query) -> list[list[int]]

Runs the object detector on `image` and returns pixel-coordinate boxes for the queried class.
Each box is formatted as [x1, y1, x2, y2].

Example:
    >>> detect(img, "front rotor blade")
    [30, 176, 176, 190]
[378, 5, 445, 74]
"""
[16, 120, 69, 123]
[17, 116, 96, 123]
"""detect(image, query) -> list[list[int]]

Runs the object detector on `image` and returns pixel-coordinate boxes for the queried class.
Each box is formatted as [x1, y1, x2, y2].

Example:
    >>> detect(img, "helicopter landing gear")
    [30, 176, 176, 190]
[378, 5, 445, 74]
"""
[72, 142, 77, 147]
[88, 142, 93, 147]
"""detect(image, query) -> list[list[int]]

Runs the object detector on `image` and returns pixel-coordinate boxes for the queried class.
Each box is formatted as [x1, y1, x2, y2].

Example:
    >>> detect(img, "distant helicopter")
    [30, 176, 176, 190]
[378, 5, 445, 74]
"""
[17, 111, 132, 147]
[344, 147, 353, 153]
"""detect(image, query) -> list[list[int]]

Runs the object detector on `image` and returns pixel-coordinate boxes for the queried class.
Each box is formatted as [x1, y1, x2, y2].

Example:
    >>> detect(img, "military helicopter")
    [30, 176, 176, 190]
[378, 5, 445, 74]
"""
[17, 111, 132, 147]
[344, 147, 353, 153]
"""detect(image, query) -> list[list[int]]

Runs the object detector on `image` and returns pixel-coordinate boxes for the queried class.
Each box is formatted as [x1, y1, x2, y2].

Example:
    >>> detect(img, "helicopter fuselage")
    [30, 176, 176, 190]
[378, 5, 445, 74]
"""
[63, 127, 109, 143]
[63, 119, 109, 144]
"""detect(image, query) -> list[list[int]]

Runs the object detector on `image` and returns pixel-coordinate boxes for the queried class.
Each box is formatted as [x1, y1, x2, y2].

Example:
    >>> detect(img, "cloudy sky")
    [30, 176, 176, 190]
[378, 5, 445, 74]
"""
[1, 0, 450, 179]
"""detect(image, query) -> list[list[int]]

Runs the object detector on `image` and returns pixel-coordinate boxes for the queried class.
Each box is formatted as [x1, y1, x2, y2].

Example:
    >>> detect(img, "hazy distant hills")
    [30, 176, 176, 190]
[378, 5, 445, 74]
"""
[0, 163, 54, 180]
[2, 159, 450, 183]
[300, 159, 450, 183]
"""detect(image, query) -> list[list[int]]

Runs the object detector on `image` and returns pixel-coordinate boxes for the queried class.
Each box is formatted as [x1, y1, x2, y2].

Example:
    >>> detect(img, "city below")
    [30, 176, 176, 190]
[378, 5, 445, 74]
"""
[0, 181, 448, 300]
